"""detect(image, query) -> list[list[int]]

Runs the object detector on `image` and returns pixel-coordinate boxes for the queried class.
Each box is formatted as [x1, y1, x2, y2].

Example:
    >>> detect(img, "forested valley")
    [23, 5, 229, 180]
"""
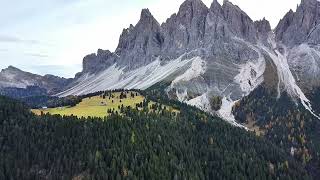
[0, 89, 311, 179]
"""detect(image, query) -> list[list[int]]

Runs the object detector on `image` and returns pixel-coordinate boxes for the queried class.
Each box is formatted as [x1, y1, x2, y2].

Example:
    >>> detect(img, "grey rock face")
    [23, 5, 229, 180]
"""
[161, 0, 209, 57]
[287, 44, 320, 92]
[308, 24, 320, 44]
[80, 49, 117, 76]
[275, 0, 320, 46]
[274, 0, 320, 92]
[0, 66, 71, 94]
[274, 10, 294, 42]
[58, 0, 320, 123]
[66, 0, 267, 98]
[254, 18, 271, 38]
[77, 0, 264, 76]
[64, 0, 265, 101]
[115, 8, 163, 70]
[221, 0, 257, 42]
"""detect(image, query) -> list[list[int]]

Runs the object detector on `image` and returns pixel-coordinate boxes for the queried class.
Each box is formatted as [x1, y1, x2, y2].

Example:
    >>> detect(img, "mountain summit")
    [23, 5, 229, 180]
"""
[2, 0, 320, 126]
[2, 0, 320, 178]
[275, 0, 320, 46]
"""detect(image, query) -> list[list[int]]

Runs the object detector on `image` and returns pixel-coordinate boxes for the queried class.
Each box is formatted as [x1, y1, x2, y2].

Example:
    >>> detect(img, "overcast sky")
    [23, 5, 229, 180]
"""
[0, 0, 301, 77]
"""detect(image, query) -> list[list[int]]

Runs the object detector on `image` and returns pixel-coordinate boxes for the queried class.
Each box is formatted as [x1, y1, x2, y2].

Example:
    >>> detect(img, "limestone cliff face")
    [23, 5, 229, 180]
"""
[115, 9, 163, 70]
[23, 0, 320, 122]
[62, 0, 270, 104]
[275, 0, 320, 46]
[79, 0, 269, 75]
[275, 0, 320, 91]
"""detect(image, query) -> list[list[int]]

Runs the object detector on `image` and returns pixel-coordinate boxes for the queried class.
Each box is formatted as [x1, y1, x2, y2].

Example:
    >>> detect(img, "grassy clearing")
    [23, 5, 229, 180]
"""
[32, 91, 144, 118]
[32, 91, 178, 118]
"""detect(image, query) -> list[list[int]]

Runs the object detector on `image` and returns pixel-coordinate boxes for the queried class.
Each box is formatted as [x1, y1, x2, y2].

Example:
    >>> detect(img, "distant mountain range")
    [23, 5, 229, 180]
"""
[0, 66, 71, 95]
[2, 0, 320, 121]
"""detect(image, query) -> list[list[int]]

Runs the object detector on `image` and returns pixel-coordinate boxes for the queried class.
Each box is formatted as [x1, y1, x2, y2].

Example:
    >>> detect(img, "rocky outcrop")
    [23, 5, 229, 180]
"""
[221, 0, 257, 42]
[57, 0, 320, 125]
[77, 0, 264, 75]
[161, 0, 209, 56]
[274, 10, 295, 43]
[115, 8, 163, 69]
[274, 0, 320, 91]
[80, 49, 117, 76]
[254, 18, 272, 39]
[62, 0, 264, 101]
[275, 0, 320, 46]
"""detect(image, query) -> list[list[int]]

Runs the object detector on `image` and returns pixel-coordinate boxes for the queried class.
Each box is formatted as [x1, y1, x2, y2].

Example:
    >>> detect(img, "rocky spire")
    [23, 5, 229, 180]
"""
[274, 10, 294, 42]
[254, 18, 271, 34]
[210, 0, 223, 14]
[2, 66, 23, 73]
[140, 8, 153, 20]
[253, 18, 272, 43]
[174, 0, 209, 31]
[275, 0, 320, 46]
[220, 0, 257, 42]
[114, 8, 163, 69]
[82, 49, 116, 75]
[161, 0, 209, 55]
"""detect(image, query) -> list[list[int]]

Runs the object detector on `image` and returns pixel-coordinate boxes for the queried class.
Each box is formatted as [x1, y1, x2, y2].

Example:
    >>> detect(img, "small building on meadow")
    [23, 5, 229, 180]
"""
[100, 102, 107, 106]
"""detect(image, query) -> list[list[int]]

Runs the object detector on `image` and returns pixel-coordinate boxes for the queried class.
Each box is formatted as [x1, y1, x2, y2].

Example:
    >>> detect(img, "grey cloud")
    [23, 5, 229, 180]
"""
[29, 64, 81, 78]
[0, 34, 46, 45]
[24, 53, 49, 58]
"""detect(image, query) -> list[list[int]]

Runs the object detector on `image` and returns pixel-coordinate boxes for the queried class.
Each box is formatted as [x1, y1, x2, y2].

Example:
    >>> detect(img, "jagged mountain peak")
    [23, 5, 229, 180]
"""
[288, 9, 294, 14]
[275, 0, 320, 46]
[81, 49, 116, 75]
[119, 8, 159, 36]
[2, 66, 23, 73]
[274, 9, 294, 40]
[222, 0, 251, 19]
[220, 0, 257, 42]
[222, 0, 241, 11]
[254, 18, 271, 34]
[177, 0, 209, 17]
[139, 8, 160, 25]
[181, 0, 207, 5]
[301, 0, 320, 5]
[140, 8, 152, 19]
[112, 7, 163, 70]
[210, 0, 223, 12]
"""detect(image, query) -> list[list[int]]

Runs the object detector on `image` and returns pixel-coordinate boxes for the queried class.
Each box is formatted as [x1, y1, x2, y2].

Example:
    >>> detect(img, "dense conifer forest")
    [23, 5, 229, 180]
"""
[0, 92, 311, 179]
[233, 85, 320, 177]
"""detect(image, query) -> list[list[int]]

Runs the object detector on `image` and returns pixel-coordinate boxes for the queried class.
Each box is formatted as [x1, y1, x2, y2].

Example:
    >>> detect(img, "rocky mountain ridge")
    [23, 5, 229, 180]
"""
[0, 66, 71, 95]
[2, 0, 320, 124]
[58, 0, 273, 124]
[62, 0, 320, 123]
